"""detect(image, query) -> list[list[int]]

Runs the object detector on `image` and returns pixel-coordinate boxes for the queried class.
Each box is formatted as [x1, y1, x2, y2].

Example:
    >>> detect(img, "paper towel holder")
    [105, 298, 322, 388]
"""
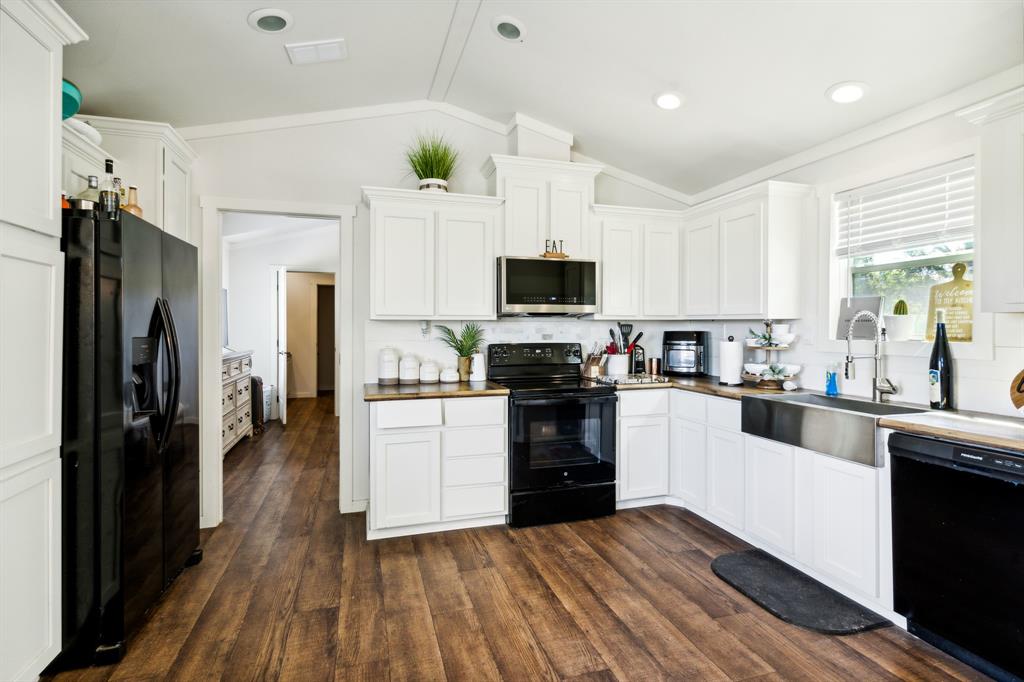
[719, 335, 744, 386]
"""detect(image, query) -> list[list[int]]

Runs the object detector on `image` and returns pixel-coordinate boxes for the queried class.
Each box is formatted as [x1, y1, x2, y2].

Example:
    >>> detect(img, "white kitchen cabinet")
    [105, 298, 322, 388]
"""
[706, 427, 745, 530]
[483, 154, 602, 258]
[681, 181, 813, 319]
[76, 116, 197, 242]
[372, 430, 441, 529]
[364, 187, 503, 320]
[744, 436, 796, 555]
[958, 95, 1024, 313]
[593, 205, 685, 319]
[670, 417, 707, 509]
[811, 454, 879, 597]
[61, 121, 114, 201]
[619, 416, 670, 500]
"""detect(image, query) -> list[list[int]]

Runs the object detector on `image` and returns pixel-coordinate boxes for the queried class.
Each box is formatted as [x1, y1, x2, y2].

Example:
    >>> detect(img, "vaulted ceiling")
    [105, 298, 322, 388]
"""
[59, 0, 1024, 193]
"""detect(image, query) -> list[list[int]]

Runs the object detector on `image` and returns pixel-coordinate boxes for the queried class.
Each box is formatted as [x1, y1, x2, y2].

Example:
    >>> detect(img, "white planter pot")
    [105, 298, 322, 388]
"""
[884, 314, 915, 341]
[418, 178, 449, 192]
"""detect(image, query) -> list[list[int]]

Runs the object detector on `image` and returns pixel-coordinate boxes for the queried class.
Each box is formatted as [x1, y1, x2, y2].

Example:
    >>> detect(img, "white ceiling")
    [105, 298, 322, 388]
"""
[60, 0, 1023, 193]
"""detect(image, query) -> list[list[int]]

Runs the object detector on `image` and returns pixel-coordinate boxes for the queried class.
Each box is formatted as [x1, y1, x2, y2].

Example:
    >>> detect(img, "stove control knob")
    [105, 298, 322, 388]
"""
[572, 348, 582, 357]
[563, 348, 573, 357]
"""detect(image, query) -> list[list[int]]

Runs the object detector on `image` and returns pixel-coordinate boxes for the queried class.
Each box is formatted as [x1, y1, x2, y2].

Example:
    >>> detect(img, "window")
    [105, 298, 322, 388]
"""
[834, 156, 975, 340]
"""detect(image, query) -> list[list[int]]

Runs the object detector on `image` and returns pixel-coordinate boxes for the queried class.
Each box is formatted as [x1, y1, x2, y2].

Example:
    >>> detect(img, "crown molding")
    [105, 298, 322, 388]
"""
[573, 152, 691, 206]
[361, 185, 504, 208]
[24, 0, 88, 44]
[507, 113, 574, 145]
[955, 86, 1024, 126]
[591, 203, 687, 219]
[481, 153, 603, 179]
[77, 114, 198, 160]
[686, 180, 816, 214]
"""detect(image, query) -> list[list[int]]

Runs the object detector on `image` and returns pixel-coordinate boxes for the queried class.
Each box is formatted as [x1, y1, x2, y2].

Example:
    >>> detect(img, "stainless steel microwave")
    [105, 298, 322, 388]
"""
[497, 257, 599, 316]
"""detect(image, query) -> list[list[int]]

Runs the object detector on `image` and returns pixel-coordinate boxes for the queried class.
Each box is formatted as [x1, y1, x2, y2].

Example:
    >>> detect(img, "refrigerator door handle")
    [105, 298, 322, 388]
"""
[156, 299, 179, 452]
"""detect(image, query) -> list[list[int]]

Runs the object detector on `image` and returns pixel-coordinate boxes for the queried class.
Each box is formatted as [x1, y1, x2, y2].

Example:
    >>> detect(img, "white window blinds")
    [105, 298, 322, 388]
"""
[834, 156, 975, 257]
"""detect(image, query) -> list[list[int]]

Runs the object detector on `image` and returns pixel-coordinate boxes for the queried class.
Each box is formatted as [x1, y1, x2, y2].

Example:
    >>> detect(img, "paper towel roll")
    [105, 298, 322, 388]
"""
[719, 339, 744, 386]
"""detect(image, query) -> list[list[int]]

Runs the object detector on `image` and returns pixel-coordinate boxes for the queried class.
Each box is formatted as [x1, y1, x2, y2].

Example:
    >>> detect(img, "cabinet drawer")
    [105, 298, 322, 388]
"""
[221, 364, 230, 381]
[222, 385, 236, 413]
[237, 405, 251, 428]
[375, 399, 443, 429]
[444, 455, 505, 487]
[619, 389, 670, 417]
[241, 356, 252, 373]
[235, 378, 250, 405]
[443, 426, 505, 458]
[223, 413, 237, 444]
[671, 390, 707, 422]
[228, 360, 242, 377]
[708, 398, 741, 432]
[444, 397, 505, 427]
[443, 484, 506, 519]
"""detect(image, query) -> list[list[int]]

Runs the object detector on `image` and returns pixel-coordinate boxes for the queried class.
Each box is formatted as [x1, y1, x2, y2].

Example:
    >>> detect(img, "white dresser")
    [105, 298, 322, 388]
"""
[222, 350, 254, 455]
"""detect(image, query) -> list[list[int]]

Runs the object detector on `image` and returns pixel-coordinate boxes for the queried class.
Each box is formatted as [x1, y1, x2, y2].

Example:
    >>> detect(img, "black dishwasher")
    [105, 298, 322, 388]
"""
[890, 432, 1024, 681]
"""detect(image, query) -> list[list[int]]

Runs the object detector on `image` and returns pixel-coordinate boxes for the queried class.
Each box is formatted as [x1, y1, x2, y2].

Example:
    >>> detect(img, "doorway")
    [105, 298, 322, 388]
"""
[317, 284, 335, 395]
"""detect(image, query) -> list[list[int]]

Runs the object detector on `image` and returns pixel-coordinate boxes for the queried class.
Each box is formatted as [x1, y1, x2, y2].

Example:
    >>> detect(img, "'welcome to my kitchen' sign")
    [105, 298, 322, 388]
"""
[926, 262, 973, 342]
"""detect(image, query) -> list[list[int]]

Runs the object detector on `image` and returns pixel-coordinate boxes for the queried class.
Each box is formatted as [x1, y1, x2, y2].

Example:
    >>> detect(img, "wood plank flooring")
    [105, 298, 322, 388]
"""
[48, 396, 988, 681]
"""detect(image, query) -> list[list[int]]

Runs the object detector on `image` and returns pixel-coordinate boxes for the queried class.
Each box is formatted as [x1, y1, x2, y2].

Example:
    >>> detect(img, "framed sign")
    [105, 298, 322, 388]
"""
[925, 263, 973, 342]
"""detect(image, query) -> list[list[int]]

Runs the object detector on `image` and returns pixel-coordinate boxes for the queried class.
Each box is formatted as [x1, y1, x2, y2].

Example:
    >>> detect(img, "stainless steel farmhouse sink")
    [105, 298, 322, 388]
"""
[741, 393, 926, 467]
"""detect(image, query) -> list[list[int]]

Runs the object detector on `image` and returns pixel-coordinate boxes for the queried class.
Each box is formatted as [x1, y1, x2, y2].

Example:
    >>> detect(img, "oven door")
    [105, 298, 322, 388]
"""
[499, 257, 599, 315]
[510, 394, 616, 491]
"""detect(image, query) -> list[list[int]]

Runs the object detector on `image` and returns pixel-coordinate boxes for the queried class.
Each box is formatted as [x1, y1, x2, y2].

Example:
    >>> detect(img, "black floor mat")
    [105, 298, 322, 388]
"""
[711, 549, 891, 635]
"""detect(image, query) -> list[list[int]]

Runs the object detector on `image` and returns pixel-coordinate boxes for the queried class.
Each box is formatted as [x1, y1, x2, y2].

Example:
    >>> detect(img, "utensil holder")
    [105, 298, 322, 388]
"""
[606, 354, 630, 376]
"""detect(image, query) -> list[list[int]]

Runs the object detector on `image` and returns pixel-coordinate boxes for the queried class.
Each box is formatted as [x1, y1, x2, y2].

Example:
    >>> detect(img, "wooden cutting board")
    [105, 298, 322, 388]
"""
[1013, 368, 1024, 412]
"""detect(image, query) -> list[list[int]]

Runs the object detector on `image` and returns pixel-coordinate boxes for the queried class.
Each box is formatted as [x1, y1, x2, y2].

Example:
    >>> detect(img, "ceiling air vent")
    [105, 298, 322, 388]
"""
[284, 38, 348, 65]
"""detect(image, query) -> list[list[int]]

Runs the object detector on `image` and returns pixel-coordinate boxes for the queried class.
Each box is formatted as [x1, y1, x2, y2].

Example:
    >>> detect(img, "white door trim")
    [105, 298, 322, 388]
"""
[198, 196, 356, 527]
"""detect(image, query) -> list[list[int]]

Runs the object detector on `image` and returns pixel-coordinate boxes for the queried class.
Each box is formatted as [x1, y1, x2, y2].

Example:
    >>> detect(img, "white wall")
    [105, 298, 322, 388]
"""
[286, 271, 335, 398]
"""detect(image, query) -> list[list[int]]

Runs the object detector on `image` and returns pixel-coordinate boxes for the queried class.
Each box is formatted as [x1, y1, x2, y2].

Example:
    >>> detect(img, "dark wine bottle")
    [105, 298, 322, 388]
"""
[928, 309, 953, 410]
[98, 158, 120, 214]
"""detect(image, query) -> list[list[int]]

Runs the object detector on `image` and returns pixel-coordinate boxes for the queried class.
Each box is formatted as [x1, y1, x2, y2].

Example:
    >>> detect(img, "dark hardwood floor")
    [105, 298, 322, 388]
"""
[50, 396, 987, 681]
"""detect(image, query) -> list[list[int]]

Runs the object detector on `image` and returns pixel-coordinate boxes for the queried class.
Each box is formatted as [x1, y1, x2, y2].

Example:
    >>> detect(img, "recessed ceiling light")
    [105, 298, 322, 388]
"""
[492, 16, 525, 42]
[653, 91, 684, 110]
[248, 8, 293, 33]
[826, 81, 868, 104]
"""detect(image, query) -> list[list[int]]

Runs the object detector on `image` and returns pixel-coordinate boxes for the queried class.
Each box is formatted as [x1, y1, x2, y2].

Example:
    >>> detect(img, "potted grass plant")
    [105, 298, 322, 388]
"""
[437, 322, 484, 381]
[406, 132, 459, 192]
[884, 299, 914, 341]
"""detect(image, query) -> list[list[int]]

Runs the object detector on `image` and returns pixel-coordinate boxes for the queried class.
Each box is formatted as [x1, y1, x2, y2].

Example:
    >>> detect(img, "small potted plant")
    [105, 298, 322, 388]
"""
[406, 132, 458, 192]
[437, 322, 484, 381]
[885, 299, 914, 341]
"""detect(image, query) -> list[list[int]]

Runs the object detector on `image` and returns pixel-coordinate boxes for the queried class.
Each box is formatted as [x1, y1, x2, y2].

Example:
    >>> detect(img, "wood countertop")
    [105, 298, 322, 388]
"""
[879, 411, 1024, 453]
[588, 375, 794, 400]
[363, 381, 510, 401]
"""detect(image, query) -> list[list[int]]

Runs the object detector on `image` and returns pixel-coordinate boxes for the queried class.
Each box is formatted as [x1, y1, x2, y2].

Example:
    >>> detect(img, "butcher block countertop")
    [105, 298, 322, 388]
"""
[603, 375, 792, 400]
[879, 411, 1024, 454]
[363, 381, 510, 402]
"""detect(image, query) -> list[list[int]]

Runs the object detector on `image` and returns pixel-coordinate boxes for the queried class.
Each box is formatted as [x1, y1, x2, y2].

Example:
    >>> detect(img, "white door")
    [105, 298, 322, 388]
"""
[812, 455, 879, 597]
[372, 205, 435, 317]
[549, 178, 589, 257]
[707, 427, 744, 529]
[600, 219, 641, 317]
[682, 217, 720, 316]
[275, 266, 288, 425]
[436, 210, 495, 318]
[619, 416, 669, 501]
[719, 200, 765, 316]
[642, 221, 682, 317]
[503, 177, 547, 256]
[373, 430, 441, 529]
[670, 417, 707, 509]
[744, 436, 796, 555]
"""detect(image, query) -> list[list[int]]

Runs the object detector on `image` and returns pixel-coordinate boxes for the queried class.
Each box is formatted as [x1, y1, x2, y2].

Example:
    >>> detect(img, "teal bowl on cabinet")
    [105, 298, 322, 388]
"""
[62, 79, 81, 120]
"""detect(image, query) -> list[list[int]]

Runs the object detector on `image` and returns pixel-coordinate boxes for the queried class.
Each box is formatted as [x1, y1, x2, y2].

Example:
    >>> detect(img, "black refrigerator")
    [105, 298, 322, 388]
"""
[55, 203, 201, 669]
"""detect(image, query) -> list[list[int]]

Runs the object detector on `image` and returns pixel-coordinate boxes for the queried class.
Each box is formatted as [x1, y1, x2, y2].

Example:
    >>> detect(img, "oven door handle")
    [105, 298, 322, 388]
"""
[511, 395, 618, 407]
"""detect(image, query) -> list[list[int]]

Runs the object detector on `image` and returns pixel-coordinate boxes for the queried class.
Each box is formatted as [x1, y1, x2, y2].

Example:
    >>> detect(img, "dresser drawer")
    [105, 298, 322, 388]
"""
[375, 399, 443, 430]
[707, 397, 741, 432]
[235, 378, 251, 405]
[619, 389, 670, 417]
[671, 390, 707, 422]
[228, 360, 242, 377]
[222, 413, 237, 445]
[241, 356, 252, 373]
[443, 397, 505, 427]
[444, 455, 505, 487]
[443, 427, 505, 458]
[221, 364, 230, 381]
[222, 384, 236, 413]
[237, 405, 251, 429]
[443, 484, 506, 519]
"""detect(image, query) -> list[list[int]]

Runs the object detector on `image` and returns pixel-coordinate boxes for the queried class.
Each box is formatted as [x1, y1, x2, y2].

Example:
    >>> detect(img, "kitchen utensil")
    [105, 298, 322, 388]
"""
[399, 353, 420, 385]
[440, 366, 460, 383]
[626, 331, 644, 354]
[618, 322, 633, 348]
[650, 358, 661, 375]
[378, 347, 399, 385]
[469, 352, 486, 382]
[419, 360, 439, 384]
[631, 345, 645, 374]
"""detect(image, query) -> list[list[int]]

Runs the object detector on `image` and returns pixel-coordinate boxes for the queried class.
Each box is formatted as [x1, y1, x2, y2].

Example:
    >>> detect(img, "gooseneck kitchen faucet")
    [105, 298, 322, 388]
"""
[844, 310, 898, 403]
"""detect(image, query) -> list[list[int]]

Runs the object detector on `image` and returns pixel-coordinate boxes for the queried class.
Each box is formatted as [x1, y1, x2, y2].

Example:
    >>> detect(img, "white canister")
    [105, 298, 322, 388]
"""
[419, 360, 440, 384]
[399, 353, 420, 385]
[469, 352, 486, 383]
[606, 354, 631, 376]
[439, 366, 460, 383]
[378, 347, 399, 385]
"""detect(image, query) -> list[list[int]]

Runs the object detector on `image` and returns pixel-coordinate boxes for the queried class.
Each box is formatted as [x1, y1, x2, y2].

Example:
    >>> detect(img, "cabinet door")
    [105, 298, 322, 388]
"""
[642, 221, 681, 317]
[549, 178, 589, 257]
[707, 427, 744, 529]
[372, 431, 441, 529]
[0, 2, 63, 237]
[744, 436, 795, 555]
[619, 416, 669, 500]
[436, 210, 495, 318]
[372, 205, 435, 317]
[979, 112, 1024, 312]
[670, 417, 707, 509]
[719, 200, 765, 316]
[503, 176, 547, 256]
[682, 218, 719, 315]
[600, 219, 641, 317]
[812, 455, 878, 596]
[162, 147, 190, 242]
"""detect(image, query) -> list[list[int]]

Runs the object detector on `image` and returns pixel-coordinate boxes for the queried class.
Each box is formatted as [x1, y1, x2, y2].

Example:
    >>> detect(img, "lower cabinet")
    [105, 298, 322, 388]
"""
[372, 430, 441, 529]
[744, 436, 796, 555]
[670, 417, 707, 509]
[619, 416, 669, 500]
[706, 427, 745, 529]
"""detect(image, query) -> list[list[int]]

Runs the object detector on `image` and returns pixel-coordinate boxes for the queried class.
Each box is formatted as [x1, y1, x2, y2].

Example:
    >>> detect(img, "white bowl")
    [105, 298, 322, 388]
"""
[774, 333, 797, 345]
[744, 363, 768, 375]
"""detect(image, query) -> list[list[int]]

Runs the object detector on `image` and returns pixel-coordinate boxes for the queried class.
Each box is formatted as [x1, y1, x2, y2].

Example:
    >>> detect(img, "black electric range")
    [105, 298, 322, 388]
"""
[488, 343, 617, 527]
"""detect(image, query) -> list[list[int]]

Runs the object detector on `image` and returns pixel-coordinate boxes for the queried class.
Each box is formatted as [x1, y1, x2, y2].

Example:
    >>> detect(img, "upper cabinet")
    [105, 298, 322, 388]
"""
[363, 187, 503, 320]
[593, 205, 686, 319]
[61, 120, 113, 200]
[681, 181, 813, 320]
[957, 90, 1024, 313]
[76, 115, 197, 243]
[483, 154, 602, 259]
